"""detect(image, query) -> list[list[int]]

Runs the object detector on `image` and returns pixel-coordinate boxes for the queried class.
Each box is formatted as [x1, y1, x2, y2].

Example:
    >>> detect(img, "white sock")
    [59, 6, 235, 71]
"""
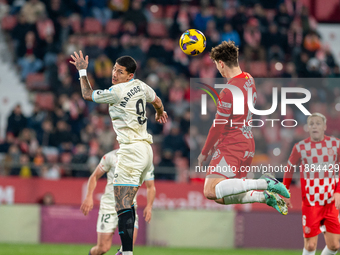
[215, 179, 268, 199]
[223, 191, 265, 204]
[119, 246, 122, 252]
[122, 252, 133, 255]
[303, 248, 316, 255]
[321, 246, 338, 255]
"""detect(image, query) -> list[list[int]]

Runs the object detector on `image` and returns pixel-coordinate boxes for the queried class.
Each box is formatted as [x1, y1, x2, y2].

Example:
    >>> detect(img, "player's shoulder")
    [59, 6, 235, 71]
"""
[325, 135, 340, 146]
[102, 149, 118, 162]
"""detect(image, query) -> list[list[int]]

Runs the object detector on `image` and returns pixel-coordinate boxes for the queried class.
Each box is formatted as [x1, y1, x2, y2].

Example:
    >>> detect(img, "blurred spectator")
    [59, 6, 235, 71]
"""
[231, 5, 248, 43]
[243, 18, 265, 61]
[20, 0, 46, 24]
[214, 8, 228, 32]
[262, 23, 285, 62]
[71, 143, 89, 177]
[40, 164, 60, 179]
[105, 37, 121, 63]
[156, 149, 176, 180]
[94, 54, 113, 89]
[163, 124, 188, 157]
[194, 8, 213, 32]
[6, 104, 27, 137]
[108, 0, 129, 13]
[18, 128, 39, 155]
[303, 30, 321, 56]
[123, 0, 147, 34]
[10, 153, 38, 178]
[54, 120, 74, 148]
[84, 35, 103, 72]
[17, 31, 44, 80]
[274, 3, 292, 34]
[89, 0, 112, 25]
[220, 23, 240, 47]
[253, 3, 268, 33]
[11, 14, 33, 55]
[57, 74, 74, 96]
[36, 12, 55, 41]
[37, 119, 56, 147]
[285, 0, 303, 17]
[287, 18, 303, 58]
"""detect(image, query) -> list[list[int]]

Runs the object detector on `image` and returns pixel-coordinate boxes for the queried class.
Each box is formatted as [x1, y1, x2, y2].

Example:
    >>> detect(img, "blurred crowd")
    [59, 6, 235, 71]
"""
[0, 0, 339, 182]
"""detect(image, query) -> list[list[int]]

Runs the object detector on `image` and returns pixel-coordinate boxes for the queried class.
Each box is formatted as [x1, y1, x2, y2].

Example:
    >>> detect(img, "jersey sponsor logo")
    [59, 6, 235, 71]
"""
[120, 86, 141, 107]
[212, 149, 221, 160]
[97, 91, 102, 95]
[328, 148, 334, 156]
[218, 101, 232, 109]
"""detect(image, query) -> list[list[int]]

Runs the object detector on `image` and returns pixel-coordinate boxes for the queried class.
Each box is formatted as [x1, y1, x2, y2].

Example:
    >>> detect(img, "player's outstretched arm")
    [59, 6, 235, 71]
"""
[143, 180, 156, 223]
[151, 96, 168, 124]
[80, 165, 105, 216]
[69, 50, 93, 101]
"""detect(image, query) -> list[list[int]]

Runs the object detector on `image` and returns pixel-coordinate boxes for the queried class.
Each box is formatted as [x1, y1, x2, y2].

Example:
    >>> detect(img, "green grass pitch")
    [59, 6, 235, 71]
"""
[0, 243, 305, 255]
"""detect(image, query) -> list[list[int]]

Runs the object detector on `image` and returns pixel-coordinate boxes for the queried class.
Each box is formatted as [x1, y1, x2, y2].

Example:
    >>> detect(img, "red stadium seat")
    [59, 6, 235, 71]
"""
[249, 61, 268, 77]
[1, 15, 17, 31]
[83, 18, 102, 34]
[26, 73, 49, 91]
[147, 4, 163, 19]
[105, 19, 121, 35]
[35, 92, 55, 111]
[147, 22, 168, 37]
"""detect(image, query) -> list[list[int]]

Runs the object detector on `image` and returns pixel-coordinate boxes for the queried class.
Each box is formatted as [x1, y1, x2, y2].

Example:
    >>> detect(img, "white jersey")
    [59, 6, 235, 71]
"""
[92, 79, 156, 144]
[98, 150, 155, 213]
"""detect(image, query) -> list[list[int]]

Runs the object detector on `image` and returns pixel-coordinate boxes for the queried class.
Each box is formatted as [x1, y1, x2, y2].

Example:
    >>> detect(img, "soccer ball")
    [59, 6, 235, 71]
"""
[179, 29, 206, 56]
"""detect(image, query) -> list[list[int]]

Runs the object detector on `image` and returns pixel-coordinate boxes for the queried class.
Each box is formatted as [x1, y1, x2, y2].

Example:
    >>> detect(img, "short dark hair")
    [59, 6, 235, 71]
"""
[116, 56, 137, 74]
[210, 41, 239, 68]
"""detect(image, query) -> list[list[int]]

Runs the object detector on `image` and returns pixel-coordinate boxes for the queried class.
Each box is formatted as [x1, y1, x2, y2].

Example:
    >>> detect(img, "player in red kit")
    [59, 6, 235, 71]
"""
[283, 113, 340, 255]
[197, 41, 290, 215]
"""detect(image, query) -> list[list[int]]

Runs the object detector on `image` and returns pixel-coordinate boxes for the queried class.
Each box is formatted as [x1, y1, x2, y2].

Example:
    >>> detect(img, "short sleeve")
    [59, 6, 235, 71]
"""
[99, 152, 117, 172]
[144, 84, 156, 103]
[216, 89, 232, 118]
[92, 86, 120, 104]
[144, 164, 155, 181]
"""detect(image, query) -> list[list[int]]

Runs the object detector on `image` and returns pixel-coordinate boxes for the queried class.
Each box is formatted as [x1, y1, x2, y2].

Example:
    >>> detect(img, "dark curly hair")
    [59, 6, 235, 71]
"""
[210, 41, 239, 68]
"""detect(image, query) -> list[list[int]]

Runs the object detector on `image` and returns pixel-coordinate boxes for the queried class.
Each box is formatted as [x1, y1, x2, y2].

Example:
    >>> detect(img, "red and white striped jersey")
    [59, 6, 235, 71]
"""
[284, 136, 340, 206]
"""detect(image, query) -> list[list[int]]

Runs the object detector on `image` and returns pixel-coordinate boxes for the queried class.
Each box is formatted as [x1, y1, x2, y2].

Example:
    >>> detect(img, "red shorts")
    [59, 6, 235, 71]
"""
[302, 203, 340, 238]
[207, 138, 255, 179]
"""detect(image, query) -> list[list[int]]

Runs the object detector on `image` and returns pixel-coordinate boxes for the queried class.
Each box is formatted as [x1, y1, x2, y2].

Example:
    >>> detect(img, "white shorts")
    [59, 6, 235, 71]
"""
[114, 141, 153, 187]
[96, 210, 139, 233]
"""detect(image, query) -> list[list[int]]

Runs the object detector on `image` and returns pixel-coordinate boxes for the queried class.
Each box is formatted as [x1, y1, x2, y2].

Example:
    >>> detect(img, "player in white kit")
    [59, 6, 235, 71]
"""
[80, 150, 155, 255]
[70, 51, 167, 255]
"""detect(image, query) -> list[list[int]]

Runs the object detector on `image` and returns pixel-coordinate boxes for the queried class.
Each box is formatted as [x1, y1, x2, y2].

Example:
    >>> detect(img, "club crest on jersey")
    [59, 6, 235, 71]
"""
[306, 151, 311, 157]
[328, 148, 334, 156]
[304, 226, 311, 234]
[212, 149, 221, 160]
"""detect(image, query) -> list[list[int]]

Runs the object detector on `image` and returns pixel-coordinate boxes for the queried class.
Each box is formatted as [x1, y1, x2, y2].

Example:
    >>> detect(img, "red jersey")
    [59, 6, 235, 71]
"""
[283, 136, 340, 207]
[202, 72, 256, 155]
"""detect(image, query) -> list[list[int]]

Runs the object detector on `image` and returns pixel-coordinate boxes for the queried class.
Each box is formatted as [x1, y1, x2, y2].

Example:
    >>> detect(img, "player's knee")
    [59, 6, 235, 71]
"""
[98, 244, 111, 254]
[203, 187, 216, 200]
[327, 244, 340, 251]
[305, 242, 317, 252]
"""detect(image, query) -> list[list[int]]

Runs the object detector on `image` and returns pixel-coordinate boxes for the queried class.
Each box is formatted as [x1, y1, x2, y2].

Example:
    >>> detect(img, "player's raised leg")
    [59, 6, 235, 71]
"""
[203, 174, 268, 200]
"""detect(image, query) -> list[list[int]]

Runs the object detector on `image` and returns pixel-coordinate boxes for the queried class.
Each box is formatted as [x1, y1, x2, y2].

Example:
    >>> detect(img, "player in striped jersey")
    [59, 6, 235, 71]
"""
[283, 113, 340, 255]
[81, 149, 155, 255]
[71, 51, 167, 255]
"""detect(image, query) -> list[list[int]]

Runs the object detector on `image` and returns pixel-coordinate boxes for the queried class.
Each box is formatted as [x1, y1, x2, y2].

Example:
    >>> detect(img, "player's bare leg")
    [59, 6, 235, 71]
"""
[303, 236, 318, 255]
[322, 232, 340, 255]
[90, 232, 114, 255]
[114, 186, 138, 255]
